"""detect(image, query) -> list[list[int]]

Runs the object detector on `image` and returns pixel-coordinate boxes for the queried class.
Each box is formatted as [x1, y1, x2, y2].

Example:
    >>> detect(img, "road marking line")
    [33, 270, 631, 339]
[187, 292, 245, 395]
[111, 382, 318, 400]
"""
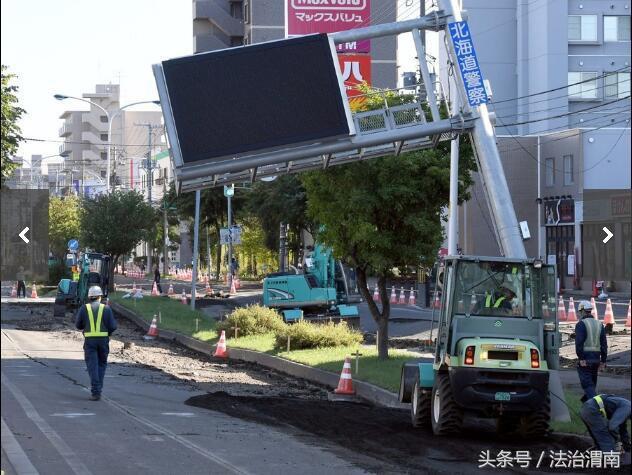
[50, 413, 96, 418]
[1, 417, 40, 475]
[1, 374, 93, 475]
[160, 412, 195, 417]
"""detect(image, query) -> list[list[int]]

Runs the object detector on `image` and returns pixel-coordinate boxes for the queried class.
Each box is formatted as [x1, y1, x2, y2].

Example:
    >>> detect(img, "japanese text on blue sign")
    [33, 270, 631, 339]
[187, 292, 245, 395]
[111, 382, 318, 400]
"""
[448, 21, 488, 107]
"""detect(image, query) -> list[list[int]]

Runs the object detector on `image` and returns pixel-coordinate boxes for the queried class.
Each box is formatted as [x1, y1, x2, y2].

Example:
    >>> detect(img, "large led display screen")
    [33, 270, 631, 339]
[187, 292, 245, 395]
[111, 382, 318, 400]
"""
[160, 34, 351, 165]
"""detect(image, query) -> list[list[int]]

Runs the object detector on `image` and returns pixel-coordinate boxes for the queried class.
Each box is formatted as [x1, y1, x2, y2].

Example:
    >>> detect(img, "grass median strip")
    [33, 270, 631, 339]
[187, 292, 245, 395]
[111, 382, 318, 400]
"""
[110, 293, 421, 393]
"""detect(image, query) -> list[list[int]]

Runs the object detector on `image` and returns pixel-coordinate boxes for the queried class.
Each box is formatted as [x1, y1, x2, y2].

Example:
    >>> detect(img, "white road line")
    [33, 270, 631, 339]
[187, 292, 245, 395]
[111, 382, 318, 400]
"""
[1, 417, 40, 475]
[160, 412, 195, 417]
[1, 374, 93, 475]
[50, 413, 96, 418]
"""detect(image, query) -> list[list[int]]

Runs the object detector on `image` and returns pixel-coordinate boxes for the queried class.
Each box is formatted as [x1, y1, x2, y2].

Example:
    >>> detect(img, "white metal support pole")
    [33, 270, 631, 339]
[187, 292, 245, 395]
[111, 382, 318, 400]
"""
[227, 194, 233, 286]
[537, 135, 542, 258]
[191, 189, 201, 309]
[447, 109, 460, 255]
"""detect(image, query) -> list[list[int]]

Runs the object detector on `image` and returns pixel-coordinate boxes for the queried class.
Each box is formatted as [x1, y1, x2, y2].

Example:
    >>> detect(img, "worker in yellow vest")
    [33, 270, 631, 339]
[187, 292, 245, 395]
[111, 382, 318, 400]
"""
[575, 300, 607, 402]
[580, 394, 630, 462]
[75, 286, 117, 400]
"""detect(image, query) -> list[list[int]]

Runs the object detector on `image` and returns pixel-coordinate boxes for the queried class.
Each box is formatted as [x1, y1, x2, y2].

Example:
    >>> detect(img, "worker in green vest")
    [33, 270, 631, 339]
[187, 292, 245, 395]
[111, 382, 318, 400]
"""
[75, 286, 117, 400]
[484, 286, 515, 313]
[575, 300, 607, 402]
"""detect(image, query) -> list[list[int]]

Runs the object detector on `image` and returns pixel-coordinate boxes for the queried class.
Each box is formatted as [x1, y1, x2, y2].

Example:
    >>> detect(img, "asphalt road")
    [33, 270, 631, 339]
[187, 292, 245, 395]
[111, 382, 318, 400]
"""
[1, 327, 366, 475]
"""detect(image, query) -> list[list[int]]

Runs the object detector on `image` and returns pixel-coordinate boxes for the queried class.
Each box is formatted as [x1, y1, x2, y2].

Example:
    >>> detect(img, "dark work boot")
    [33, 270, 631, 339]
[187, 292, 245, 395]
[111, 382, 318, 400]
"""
[90, 394, 101, 401]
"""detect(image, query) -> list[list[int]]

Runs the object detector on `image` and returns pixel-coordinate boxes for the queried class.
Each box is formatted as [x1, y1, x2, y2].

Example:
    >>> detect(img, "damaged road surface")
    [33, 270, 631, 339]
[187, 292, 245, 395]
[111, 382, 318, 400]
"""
[2, 304, 588, 474]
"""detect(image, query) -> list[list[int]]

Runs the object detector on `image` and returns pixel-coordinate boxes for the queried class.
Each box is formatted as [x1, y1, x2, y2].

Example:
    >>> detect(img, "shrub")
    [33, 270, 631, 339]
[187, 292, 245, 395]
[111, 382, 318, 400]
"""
[217, 305, 286, 337]
[274, 320, 363, 350]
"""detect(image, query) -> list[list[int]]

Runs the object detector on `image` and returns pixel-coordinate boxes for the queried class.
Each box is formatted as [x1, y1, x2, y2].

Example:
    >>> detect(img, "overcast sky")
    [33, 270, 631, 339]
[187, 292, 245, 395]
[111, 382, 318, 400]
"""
[1, 0, 191, 166]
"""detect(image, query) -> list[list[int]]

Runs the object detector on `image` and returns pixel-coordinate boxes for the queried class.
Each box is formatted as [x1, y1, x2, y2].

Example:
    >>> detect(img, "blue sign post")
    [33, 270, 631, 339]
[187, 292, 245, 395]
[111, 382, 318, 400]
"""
[68, 239, 79, 251]
[448, 21, 488, 108]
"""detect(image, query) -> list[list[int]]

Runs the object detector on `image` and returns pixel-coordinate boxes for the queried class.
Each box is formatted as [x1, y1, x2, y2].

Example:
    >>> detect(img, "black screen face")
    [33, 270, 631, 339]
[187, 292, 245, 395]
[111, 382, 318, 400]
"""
[162, 34, 350, 164]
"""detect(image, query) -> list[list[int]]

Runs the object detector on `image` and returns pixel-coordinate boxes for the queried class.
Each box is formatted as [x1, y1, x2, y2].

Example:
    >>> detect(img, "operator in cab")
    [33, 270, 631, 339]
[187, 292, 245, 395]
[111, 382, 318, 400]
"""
[484, 286, 516, 314]
[75, 286, 117, 401]
[575, 300, 608, 402]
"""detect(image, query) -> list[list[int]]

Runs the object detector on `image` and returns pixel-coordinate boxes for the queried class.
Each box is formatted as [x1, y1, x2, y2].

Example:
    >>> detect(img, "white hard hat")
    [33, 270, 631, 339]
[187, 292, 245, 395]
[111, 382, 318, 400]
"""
[88, 286, 103, 298]
[578, 300, 593, 311]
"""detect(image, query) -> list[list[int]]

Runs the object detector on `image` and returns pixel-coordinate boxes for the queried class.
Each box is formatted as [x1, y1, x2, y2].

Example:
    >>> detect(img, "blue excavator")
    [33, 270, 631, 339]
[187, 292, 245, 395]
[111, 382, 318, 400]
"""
[263, 243, 360, 323]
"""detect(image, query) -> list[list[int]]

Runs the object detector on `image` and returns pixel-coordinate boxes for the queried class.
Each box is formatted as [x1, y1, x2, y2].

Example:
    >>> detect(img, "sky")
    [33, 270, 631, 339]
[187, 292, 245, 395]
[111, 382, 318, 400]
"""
[1, 0, 191, 167]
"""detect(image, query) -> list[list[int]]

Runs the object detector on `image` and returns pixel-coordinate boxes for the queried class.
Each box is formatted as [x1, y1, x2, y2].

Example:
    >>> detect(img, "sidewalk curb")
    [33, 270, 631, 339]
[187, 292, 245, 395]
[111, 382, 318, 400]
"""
[110, 301, 407, 409]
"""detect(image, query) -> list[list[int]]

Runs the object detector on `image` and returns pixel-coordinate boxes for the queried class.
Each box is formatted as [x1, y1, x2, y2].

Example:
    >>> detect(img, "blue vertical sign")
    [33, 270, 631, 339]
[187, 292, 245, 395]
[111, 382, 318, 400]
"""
[448, 21, 488, 108]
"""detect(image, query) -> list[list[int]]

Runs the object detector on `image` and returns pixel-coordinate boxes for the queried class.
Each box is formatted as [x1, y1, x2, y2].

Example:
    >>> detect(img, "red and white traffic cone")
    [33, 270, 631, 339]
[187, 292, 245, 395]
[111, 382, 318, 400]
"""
[389, 287, 397, 304]
[566, 297, 577, 322]
[230, 277, 237, 296]
[334, 357, 355, 395]
[591, 297, 599, 320]
[398, 287, 406, 305]
[213, 330, 228, 358]
[31, 283, 38, 299]
[151, 282, 160, 296]
[132, 282, 137, 293]
[408, 288, 416, 306]
[144, 315, 159, 340]
[168, 283, 174, 296]
[603, 299, 615, 326]
[10, 283, 17, 298]
[470, 292, 478, 313]
[235, 278, 241, 290]
[432, 292, 441, 309]
[180, 290, 187, 305]
[372, 284, 380, 302]
[625, 301, 631, 328]
[557, 296, 567, 322]
[205, 280, 212, 296]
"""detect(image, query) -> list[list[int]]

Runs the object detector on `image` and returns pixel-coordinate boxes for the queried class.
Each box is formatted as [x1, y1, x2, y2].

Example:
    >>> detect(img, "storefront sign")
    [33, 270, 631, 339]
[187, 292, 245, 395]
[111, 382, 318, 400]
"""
[544, 198, 575, 226]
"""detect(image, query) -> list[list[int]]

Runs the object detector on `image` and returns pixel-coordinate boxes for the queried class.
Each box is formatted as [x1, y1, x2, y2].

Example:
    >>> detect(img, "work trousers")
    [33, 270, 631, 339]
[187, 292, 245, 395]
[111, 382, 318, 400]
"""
[17, 280, 26, 298]
[577, 362, 599, 400]
[580, 400, 616, 452]
[84, 337, 109, 395]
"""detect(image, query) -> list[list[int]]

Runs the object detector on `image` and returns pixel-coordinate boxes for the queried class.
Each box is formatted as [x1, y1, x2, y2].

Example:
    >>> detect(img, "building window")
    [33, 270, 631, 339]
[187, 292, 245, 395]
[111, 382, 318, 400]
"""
[568, 72, 598, 99]
[244, 0, 250, 24]
[100, 152, 107, 160]
[604, 16, 631, 42]
[545, 157, 555, 187]
[563, 155, 574, 186]
[604, 72, 630, 99]
[568, 15, 597, 41]
[100, 115, 108, 123]
[100, 133, 108, 141]
[100, 170, 106, 178]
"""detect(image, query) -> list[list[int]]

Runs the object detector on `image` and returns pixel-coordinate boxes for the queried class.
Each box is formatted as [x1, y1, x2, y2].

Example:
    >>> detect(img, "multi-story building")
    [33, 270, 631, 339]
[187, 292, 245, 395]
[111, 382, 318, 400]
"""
[57, 84, 164, 196]
[192, 0, 398, 89]
[440, 0, 630, 292]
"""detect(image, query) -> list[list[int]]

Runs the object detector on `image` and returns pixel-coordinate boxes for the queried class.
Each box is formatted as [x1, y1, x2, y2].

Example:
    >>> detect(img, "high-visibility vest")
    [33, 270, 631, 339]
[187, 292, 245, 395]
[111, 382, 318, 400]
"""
[583, 318, 602, 353]
[593, 395, 607, 418]
[84, 304, 108, 337]
[485, 293, 506, 308]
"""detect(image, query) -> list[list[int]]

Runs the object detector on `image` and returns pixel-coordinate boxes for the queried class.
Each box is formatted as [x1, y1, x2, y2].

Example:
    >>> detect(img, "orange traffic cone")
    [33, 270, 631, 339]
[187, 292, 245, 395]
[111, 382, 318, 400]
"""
[10, 283, 17, 298]
[144, 315, 159, 340]
[408, 287, 416, 306]
[398, 287, 406, 305]
[603, 299, 615, 326]
[591, 298, 599, 320]
[542, 302, 550, 318]
[470, 292, 478, 313]
[334, 357, 355, 395]
[230, 278, 237, 296]
[180, 290, 187, 305]
[151, 282, 160, 296]
[625, 301, 631, 328]
[557, 296, 567, 322]
[30, 283, 38, 299]
[213, 330, 228, 358]
[566, 297, 577, 322]
[168, 283, 174, 296]
[389, 287, 397, 304]
[132, 281, 137, 292]
[373, 284, 380, 302]
[205, 280, 212, 296]
[432, 292, 441, 309]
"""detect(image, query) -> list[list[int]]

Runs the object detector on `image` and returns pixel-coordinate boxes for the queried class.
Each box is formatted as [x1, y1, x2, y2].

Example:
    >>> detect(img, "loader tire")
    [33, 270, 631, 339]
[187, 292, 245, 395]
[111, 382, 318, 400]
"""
[430, 372, 463, 435]
[411, 376, 431, 429]
[520, 394, 551, 438]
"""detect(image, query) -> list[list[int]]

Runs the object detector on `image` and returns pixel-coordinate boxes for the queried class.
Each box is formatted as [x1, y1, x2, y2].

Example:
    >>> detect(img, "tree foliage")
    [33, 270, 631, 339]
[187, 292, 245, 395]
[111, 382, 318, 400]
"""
[302, 85, 476, 359]
[1, 65, 25, 183]
[80, 190, 156, 289]
[49, 196, 81, 260]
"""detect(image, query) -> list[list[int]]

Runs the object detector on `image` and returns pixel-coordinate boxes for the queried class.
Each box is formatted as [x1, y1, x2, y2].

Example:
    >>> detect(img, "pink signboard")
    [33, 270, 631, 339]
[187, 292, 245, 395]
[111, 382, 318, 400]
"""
[287, 0, 371, 53]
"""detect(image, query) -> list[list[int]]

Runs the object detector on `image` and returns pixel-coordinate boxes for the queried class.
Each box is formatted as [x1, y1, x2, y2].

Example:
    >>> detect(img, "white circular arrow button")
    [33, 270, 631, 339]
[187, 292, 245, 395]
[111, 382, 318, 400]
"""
[602, 226, 613, 244]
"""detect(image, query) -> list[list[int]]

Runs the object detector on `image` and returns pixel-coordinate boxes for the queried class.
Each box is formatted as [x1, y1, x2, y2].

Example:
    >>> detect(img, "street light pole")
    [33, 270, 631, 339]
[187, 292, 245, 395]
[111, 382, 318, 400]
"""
[54, 94, 159, 193]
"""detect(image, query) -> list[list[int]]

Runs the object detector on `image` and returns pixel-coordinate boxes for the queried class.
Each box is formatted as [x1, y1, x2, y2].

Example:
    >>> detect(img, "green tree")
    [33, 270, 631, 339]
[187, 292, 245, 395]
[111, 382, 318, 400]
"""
[49, 196, 81, 260]
[1, 65, 25, 184]
[80, 190, 156, 290]
[302, 87, 476, 359]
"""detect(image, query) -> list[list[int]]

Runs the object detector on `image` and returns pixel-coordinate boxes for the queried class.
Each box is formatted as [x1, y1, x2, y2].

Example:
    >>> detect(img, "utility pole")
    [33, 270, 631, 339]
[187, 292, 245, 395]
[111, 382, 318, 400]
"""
[136, 122, 162, 275]
[191, 189, 201, 309]
[279, 222, 287, 272]
[162, 179, 169, 276]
